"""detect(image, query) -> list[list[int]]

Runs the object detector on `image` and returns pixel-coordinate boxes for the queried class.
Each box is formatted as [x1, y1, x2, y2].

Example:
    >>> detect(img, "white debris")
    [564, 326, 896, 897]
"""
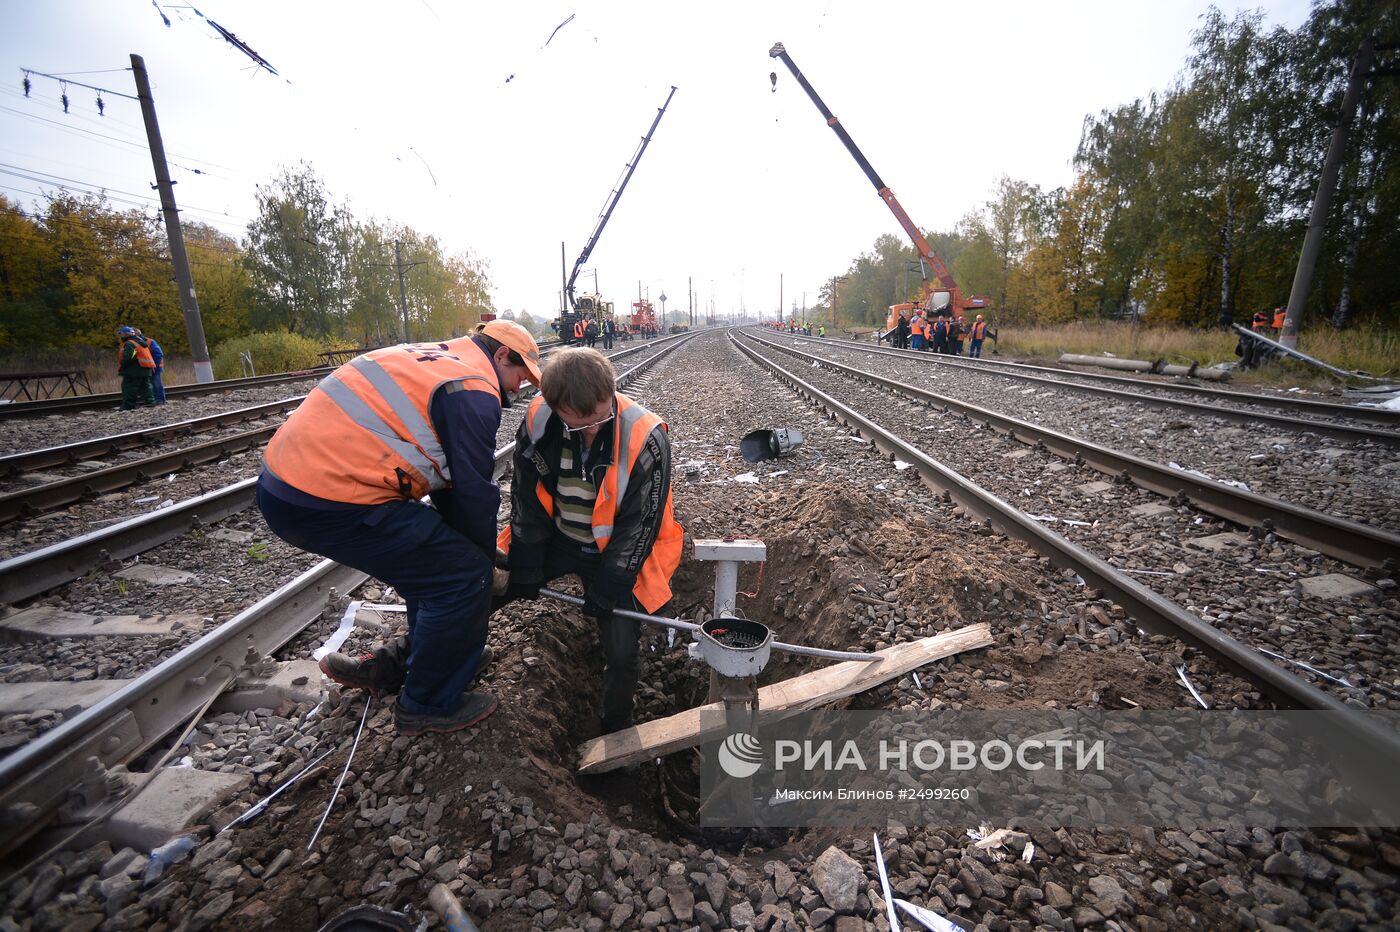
[731, 472, 760, 483]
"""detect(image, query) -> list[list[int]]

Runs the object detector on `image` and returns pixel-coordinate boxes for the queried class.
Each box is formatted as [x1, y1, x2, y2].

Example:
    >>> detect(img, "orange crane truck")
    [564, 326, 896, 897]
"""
[769, 42, 988, 321]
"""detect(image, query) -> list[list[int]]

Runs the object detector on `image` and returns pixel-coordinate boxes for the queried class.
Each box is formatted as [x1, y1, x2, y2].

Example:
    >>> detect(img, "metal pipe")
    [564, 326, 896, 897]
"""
[540, 589, 879, 662]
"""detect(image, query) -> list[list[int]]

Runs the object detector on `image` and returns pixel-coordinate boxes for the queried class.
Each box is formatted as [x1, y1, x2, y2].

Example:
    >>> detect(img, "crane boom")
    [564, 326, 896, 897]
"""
[565, 86, 678, 311]
[768, 42, 960, 297]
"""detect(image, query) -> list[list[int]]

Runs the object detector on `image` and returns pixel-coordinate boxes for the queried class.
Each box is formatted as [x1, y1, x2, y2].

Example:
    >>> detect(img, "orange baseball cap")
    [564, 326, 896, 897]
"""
[479, 320, 542, 385]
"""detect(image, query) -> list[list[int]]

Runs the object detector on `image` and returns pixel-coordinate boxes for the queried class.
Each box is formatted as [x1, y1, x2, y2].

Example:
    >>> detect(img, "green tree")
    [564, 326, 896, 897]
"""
[244, 163, 353, 338]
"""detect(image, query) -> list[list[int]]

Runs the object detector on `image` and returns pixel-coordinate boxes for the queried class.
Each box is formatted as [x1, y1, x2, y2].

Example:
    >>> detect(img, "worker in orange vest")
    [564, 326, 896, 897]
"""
[1272, 307, 1285, 332]
[1251, 310, 1270, 332]
[116, 325, 156, 410]
[497, 348, 683, 734]
[969, 315, 990, 357]
[258, 320, 541, 736]
[909, 313, 925, 351]
[572, 318, 587, 343]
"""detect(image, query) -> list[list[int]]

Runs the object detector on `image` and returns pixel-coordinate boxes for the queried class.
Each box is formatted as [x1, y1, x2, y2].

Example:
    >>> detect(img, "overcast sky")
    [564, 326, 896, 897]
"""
[4, 0, 1313, 325]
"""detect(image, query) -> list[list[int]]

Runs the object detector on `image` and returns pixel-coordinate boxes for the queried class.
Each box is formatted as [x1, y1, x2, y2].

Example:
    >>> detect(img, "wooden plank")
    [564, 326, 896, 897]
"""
[577, 622, 993, 774]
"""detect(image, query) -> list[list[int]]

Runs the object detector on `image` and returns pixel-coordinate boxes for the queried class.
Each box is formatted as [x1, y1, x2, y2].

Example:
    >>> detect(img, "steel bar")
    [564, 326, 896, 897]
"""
[747, 331, 1400, 568]
[775, 329, 1400, 430]
[541, 588, 879, 662]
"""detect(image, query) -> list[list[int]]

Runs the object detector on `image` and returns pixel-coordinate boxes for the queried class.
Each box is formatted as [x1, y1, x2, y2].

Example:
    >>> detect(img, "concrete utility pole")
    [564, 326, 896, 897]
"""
[688, 276, 694, 328]
[394, 240, 412, 343]
[130, 54, 213, 382]
[1279, 36, 1376, 350]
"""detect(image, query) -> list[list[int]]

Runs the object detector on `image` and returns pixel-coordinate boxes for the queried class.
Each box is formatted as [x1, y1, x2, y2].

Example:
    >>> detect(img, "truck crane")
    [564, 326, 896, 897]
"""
[768, 42, 987, 322]
[555, 86, 678, 344]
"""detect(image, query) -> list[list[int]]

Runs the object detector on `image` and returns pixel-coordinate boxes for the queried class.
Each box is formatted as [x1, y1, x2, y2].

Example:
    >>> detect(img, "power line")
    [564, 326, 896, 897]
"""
[0, 100, 245, 174]
[0, 181, 247, 244]
[0, 162, 252, 224]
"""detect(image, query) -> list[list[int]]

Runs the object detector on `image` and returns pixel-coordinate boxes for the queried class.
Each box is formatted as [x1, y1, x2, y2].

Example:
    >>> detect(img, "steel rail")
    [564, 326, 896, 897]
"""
[0, 557, 370, 859]
[744, 330, 1400, 569]
[770, 329, 1400, 433]
[0, 368, 334, 420]
[0, 478, 257, 605]
[0, 397, 302, 478]
[0, 423, 280, 524]
[729, 331, 1400, 771]
[0, 330, 694, 854]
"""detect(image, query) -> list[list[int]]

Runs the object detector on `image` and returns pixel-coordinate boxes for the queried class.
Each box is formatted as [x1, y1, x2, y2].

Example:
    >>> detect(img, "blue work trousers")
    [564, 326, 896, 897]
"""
[257, 482, 491, 717]
[969, 339, 984, 358]
[152, 367, 166, 403]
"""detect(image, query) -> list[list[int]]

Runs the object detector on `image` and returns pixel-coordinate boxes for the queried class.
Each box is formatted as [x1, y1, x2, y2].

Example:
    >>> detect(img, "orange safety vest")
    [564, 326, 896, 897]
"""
[910, 317, 925, 338]
[574, 320, 586, 339]
[262, 339, 501, 505]
[497, 393, 684, 612]
[1252, 312, 1269, 332]
[1272, 308, 1285, 329]
[971, 321, 987, 340]
[120, 337, 156, 369]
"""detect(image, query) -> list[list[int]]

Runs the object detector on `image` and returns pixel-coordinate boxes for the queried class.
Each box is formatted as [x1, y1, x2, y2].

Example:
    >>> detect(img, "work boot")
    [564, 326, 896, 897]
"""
[394, 691, 498, 736]
[319, 650, 400, 699]
[319, 646, 493, 698]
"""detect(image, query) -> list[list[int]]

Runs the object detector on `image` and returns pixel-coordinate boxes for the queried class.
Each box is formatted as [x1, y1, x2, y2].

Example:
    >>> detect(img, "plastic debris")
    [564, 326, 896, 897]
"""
[221, 748, 334, 834]
[895, 898, 968, 932]
[315, 600, 363, 661]
[894, 460, 912, 470]
[143, 834, 197, 885]
[1257, 647, 1353, 687]
[731, 472, 760, 483]
[1176, 664, 1210, 709]
[1022, 842, 1035, 863]
[872, 832, 901, 932]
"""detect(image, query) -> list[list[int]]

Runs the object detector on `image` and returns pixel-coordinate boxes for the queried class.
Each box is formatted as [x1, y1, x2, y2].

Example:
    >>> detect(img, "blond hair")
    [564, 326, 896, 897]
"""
[540, 348, 616, 413]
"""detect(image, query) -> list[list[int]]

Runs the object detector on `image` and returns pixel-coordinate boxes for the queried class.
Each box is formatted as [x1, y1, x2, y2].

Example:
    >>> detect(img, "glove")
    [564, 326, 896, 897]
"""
[582, 588, 616, 622]
[504, 579, 541, 602]
[491, 566, 510, 596]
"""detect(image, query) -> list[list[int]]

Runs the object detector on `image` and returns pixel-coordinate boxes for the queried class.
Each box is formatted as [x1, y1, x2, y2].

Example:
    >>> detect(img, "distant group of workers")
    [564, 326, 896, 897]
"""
[116, 325, 166, 410]
[569, 316, 619, 349]
[883, 308, 994, 358]
[764, 320, 827, 337]
[1251, 307, 1288, 336]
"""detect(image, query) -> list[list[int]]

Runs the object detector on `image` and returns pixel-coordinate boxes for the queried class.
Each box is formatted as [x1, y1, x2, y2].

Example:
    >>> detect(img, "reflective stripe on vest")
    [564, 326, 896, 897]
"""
[120, 339, 156, 369]
[263, 340, 500, 504]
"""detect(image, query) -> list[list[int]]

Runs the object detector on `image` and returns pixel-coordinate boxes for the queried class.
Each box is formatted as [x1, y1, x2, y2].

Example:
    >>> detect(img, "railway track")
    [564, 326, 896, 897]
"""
[0, 333, 695, 860]
[769, 329, 1400, 439]
[0, 368, 334, 421]
[732, 330, 1399, 729]
[742, 330, 1400, 569]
